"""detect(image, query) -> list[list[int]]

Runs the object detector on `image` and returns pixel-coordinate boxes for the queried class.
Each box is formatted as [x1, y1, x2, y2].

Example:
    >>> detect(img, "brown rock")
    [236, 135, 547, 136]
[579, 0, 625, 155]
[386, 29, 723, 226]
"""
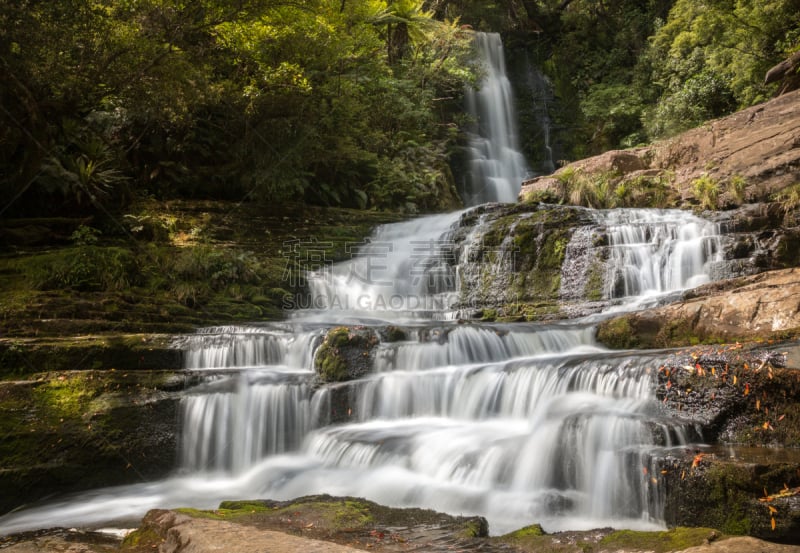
[681, 536, 800, 553]
[765, 51, 800, 96]
[598, 268, 800, 348]
[145, 510, 364, 553]
[520, 90, 800, 208]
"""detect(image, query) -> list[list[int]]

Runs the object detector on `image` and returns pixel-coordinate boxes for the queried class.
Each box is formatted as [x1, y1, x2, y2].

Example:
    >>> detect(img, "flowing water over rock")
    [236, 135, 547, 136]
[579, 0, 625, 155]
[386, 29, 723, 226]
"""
[0, 204, 733, 536]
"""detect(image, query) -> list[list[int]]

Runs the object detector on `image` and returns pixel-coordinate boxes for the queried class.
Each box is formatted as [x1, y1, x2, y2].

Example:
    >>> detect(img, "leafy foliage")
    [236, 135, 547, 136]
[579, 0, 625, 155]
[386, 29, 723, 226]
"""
[0, 0, 476, 218]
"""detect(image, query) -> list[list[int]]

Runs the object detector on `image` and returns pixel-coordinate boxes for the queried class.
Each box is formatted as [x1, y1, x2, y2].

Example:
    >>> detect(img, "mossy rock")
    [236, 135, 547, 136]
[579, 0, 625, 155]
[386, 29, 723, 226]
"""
[148, 495, 488, 548]
[314, 326, 378, 382]
[597, 527, 724, 552]
[381, 325, 408, 342]
[0, 370, 182, 515]
[595, 315, 640, 349]
[661, 453, 800, 542]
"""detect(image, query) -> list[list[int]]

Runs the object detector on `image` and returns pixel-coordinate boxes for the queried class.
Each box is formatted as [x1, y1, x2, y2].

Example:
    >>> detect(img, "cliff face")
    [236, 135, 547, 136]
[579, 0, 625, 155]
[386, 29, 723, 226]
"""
[520, 89, 800, 210]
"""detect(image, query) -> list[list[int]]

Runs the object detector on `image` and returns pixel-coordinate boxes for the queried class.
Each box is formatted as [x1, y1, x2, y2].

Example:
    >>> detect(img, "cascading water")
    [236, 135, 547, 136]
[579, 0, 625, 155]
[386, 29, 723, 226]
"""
[463, 32, 529, 205]
[0, 36, 728, 538]
[598, 209, 722, 300]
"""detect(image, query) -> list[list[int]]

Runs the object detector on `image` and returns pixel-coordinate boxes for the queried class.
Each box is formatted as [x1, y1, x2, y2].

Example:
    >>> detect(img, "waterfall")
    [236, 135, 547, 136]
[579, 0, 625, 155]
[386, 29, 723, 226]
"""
[295, 210, 464, 321]
[177, 327, 324, 474]
[463, 32, 529, 205]
[597, 209, 722, 300]
[0, 37, 725, 539]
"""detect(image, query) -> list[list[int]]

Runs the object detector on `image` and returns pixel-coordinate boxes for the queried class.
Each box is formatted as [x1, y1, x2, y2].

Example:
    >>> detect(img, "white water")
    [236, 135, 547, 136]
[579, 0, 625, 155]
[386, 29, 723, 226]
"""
[463, 32, 529, 205]
[599, 209, 721, 300]
[0, 38, 722, 539]
[294, 210, 465, 322]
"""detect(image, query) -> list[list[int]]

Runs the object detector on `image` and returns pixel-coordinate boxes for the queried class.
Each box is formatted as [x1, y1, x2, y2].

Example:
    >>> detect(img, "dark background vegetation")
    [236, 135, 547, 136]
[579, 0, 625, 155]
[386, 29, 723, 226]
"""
[2, 0, 798, 220]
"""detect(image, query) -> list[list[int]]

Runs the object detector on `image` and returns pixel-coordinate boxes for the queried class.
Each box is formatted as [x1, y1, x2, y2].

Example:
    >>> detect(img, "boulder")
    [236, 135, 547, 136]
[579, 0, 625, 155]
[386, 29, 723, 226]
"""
[314, 326, 379, 382]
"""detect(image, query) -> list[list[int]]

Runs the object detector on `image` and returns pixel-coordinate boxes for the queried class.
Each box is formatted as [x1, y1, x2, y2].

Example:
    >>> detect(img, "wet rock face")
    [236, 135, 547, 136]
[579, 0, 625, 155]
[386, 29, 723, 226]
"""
[652, 345, 800, 542]
[656, 345, 800, 447]
[660, 454, 800, 543]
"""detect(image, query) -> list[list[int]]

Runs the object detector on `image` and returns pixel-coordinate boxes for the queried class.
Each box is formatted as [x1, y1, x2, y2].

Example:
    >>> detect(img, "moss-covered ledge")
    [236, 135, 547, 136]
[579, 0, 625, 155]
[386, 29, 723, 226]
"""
[0, 368, 185, 515]
[0, 334, 183, 379]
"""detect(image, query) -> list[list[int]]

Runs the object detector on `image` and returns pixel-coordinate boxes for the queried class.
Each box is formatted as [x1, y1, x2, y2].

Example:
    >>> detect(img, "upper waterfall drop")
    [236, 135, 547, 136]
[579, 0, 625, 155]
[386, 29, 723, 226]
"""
[463, 32, 529, 205]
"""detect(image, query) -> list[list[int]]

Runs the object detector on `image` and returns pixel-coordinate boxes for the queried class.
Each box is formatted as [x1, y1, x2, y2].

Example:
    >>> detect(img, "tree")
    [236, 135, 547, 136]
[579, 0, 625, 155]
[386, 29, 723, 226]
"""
[644, 0, 800, 138]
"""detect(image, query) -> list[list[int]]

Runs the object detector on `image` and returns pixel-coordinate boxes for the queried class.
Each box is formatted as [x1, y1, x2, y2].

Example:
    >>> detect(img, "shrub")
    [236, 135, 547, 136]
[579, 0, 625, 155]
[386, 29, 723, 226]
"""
[691, 173, 719, 210]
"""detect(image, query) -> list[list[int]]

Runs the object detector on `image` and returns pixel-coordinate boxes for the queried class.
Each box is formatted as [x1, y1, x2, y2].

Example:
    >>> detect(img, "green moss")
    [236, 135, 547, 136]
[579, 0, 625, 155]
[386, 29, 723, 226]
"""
[175, 507, 227, 520]
[218, 500, 272, 512]
[481, 308, 498, 321]
[583, 259, 605, 301]
[459, 518, 489, 538]
[327, 326, 352, 347]
[596, 315, 639, 349]
[383, 326, 407, 342]
[504, 524, 545, 538]
[655, 317, 700, 347]
[268, 499, 374, 529]
[598, 527, 724, 552]
[121, 527, 162, 548]
[706, 464, 753, 535]
[314, 328, 350, 382]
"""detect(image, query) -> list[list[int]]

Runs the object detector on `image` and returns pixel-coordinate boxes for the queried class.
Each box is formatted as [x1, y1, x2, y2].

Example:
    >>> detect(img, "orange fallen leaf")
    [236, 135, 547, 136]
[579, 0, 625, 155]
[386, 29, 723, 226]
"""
[769, 505, 778, 514]
[771, 517, 776, 531]
[779, 414, 786, 421]
[744, 383, 750, 396]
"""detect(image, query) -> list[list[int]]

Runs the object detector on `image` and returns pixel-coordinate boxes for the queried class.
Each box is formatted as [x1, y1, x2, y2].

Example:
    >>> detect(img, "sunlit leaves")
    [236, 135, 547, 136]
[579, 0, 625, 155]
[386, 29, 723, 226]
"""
[644, 0, 800, 137]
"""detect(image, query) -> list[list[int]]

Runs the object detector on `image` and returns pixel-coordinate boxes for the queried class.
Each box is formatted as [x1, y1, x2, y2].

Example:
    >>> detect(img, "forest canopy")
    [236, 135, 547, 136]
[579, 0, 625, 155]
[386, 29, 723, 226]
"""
[1, 0, 797, 218]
